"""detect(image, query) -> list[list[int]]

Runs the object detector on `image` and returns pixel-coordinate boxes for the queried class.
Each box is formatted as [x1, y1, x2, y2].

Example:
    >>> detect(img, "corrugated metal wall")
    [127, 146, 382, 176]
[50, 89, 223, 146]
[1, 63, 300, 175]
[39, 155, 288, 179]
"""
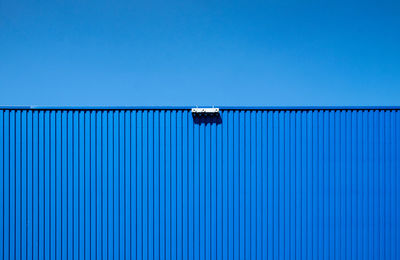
[0, 108, 399, 260]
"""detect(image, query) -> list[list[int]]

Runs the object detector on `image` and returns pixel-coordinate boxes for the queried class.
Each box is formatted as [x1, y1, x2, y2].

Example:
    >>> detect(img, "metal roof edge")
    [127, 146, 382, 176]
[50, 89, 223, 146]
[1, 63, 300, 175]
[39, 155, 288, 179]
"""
[0, 105, 399, 111]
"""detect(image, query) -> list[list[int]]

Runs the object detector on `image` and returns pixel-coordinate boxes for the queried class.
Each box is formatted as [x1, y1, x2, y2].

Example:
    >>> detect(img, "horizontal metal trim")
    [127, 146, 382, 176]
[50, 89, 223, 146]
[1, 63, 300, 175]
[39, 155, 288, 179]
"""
[0, 105, 400, 111]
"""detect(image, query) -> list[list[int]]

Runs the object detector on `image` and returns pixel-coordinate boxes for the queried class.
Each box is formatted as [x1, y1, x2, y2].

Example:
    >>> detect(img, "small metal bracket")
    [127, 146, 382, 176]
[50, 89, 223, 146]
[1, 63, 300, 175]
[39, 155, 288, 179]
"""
[191, 107, 220, 115]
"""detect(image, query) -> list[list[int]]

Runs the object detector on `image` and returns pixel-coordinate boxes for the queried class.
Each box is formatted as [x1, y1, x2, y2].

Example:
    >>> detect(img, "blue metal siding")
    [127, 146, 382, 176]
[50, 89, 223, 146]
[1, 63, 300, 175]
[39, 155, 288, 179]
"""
[0, 108, 399, 259]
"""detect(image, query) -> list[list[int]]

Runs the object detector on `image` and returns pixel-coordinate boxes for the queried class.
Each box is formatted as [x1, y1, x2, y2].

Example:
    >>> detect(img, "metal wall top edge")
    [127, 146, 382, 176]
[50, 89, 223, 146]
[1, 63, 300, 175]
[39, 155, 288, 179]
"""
[0, 105, 399, 111]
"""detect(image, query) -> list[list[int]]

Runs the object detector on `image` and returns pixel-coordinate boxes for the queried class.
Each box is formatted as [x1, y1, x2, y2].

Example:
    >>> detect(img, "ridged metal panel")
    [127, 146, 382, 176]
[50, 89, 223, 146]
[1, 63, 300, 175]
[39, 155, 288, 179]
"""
[0, 108, 399, 259]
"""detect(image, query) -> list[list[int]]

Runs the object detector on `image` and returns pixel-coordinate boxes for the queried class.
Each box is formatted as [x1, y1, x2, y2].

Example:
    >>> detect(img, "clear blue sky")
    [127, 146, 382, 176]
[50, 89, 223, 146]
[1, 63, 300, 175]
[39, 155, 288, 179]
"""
[1, 0, 399, 106]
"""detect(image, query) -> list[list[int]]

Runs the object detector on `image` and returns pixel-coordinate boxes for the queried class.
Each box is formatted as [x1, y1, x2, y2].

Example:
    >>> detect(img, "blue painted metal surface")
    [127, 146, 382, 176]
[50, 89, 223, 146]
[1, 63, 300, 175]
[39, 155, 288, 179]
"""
[0, 108, 399, 259]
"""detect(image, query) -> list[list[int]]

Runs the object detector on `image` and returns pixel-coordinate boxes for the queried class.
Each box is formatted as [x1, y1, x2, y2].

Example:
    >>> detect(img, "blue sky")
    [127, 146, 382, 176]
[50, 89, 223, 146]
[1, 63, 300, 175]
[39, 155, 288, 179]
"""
[1, 0, 399, 106]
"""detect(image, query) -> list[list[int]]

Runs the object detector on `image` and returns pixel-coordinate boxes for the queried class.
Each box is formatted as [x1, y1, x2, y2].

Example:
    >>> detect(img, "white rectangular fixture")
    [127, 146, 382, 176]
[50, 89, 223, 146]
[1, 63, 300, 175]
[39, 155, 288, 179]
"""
[191, 107, 219, 114]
